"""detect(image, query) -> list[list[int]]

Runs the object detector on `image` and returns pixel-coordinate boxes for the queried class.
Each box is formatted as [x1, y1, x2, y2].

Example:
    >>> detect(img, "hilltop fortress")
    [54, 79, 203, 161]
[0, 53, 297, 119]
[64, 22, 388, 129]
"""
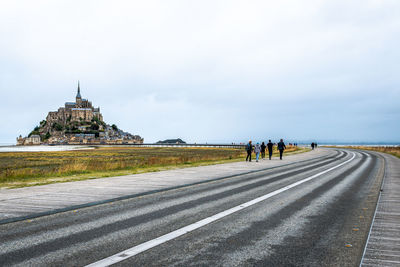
[17, 83, 143, 145]
[47, 83, 103, 124]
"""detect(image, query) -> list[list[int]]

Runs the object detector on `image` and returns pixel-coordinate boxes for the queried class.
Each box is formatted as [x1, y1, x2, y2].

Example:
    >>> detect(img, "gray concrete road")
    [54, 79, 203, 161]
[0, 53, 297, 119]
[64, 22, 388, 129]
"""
[0, 148, 328, 223]
[0, 149, 389, 266]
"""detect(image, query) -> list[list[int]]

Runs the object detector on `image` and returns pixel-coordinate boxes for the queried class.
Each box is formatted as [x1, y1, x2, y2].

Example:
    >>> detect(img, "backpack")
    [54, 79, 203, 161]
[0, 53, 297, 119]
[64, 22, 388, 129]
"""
[246, 144, 252, 151]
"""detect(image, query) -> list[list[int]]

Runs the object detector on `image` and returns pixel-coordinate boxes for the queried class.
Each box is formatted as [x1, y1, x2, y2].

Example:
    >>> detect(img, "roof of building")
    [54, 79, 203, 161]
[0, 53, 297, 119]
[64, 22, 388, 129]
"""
[65, 102, 76, 105]
[71, 108, 92, 111]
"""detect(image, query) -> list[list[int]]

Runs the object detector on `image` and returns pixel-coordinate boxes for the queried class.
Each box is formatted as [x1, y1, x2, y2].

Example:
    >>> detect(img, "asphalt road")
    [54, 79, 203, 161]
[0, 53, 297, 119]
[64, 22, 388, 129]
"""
[0, 149, 385, 267]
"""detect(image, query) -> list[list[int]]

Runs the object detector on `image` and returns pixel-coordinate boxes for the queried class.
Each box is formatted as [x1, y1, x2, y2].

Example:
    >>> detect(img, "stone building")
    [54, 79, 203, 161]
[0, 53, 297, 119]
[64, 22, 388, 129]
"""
[46, 82, 103, 125]
[16, 135, 41, 145]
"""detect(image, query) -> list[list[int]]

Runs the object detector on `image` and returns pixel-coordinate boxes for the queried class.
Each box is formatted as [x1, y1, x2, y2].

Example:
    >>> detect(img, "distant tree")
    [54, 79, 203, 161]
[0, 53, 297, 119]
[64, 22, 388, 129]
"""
[44, 132, 51, 140]
[91, 123, 99, 130]
[52, 123, 63, 131]
[34, 126, 40, 131]
[92, 116, 101, 123]
[28, 131, 40, 137]
[112, 124, 118, 131]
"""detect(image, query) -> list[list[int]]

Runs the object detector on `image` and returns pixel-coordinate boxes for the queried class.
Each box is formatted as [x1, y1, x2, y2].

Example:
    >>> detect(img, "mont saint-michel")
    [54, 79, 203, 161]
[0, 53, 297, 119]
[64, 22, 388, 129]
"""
[17, 83, 143, 145]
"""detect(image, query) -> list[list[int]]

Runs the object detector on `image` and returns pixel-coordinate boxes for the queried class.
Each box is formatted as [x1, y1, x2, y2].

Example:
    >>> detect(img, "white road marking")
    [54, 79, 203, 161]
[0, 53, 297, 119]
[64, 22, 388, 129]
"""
[86, 152, 356, 267]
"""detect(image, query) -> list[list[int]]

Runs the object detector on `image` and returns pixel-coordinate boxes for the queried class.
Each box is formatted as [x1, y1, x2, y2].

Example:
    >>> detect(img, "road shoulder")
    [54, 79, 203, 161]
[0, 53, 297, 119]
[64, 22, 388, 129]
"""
[361, 152, 400, 266]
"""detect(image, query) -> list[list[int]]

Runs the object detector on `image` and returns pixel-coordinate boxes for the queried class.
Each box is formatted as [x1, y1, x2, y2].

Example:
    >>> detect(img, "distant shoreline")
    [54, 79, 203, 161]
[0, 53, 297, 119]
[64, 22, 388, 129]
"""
[0, 145, 95, 152]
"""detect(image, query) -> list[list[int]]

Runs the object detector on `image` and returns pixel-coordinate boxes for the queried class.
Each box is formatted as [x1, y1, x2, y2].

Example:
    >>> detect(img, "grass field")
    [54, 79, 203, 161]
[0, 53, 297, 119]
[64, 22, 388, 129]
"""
[0, 146, 306, 188]
[338, 146, 400, 158]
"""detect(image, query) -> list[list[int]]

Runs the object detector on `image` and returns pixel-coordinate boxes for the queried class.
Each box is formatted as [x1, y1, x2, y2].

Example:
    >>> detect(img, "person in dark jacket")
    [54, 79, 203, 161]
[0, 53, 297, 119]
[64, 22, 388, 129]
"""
[277, 139, 286, 160]
[267, 140, 274, 160]
[261, 142, 266, 160]
[246, 140, 253, 162]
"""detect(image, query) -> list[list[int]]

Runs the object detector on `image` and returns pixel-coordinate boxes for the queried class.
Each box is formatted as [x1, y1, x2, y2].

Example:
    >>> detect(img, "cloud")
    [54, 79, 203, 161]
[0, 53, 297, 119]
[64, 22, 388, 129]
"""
[0, 0, 399, 144]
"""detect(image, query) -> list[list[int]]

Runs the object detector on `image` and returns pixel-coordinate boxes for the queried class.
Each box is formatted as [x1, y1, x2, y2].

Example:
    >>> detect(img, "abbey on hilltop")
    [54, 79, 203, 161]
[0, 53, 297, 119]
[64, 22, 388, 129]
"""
[17, 82, 144, 145]
[47, 82, 104, 124]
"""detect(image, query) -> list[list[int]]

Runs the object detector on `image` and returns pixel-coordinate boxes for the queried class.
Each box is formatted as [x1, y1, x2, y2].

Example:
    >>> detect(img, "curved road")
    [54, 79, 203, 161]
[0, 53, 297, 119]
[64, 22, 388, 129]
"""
[0, 149, 385, 266]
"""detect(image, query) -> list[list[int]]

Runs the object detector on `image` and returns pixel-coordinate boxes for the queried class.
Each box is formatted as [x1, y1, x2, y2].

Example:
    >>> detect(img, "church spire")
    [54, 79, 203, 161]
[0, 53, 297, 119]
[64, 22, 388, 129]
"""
[76, 81, 82, 99]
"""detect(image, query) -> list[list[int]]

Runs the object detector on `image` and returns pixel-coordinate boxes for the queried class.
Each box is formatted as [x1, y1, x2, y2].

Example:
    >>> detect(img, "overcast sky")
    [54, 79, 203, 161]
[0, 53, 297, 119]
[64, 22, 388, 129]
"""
[0, 0, 399, 144]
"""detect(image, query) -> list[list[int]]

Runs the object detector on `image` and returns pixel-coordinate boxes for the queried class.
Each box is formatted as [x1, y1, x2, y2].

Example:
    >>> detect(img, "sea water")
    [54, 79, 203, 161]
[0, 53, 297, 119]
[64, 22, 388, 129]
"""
[0, 145, 95, 152]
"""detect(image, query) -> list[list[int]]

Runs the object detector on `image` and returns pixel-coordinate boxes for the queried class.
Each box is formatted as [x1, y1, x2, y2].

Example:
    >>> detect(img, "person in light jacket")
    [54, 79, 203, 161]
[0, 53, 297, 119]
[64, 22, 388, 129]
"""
[254, 142, 261, 162]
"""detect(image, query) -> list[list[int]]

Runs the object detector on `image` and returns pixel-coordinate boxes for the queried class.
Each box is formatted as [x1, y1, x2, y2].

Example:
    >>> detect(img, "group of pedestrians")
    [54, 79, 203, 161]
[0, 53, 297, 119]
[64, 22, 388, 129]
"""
[246, 139, 286, 162]
[311, 142, 318, 150]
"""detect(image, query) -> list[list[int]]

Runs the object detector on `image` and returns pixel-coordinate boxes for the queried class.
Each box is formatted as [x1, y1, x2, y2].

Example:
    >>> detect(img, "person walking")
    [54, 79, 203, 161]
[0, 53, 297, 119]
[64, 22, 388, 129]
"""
[311, 142, 315, 150]
[277, 139, 286, 160]
[246, 140, 253, 162]
[254, 142, 261, 162]
[267, 139, 274, 160]
[261, 142, 266, 160]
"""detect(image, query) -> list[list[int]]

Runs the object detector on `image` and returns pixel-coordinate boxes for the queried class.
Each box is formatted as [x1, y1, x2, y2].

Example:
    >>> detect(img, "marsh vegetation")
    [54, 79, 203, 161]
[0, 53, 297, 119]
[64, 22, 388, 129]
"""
[0, 146, 305, 188]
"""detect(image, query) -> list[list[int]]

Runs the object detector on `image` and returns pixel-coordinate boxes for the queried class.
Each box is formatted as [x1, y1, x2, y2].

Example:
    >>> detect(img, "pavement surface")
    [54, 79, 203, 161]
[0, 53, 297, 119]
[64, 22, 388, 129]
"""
[361, 152, 400, 266]
[0, 149, 327, 223]
[0, 148, 398, 266]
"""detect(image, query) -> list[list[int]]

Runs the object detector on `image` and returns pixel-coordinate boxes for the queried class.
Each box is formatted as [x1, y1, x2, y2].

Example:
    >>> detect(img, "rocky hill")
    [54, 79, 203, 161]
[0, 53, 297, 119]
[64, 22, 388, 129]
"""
[17, 83, 143, 145]
[156, 138, 186, 144]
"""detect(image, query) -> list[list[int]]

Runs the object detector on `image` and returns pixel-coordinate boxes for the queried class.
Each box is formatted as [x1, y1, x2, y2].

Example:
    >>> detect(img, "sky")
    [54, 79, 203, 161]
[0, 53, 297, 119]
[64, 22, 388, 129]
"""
[0, 0, 399, 144]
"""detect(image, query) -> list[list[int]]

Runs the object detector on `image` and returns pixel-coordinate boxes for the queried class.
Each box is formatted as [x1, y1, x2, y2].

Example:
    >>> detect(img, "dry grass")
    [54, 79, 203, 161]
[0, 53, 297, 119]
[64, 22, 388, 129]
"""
[0, 146, 306, 188]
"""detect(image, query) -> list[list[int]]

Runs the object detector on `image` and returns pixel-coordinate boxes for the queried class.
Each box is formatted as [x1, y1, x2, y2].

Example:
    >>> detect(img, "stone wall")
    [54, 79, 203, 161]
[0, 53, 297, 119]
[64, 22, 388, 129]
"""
[46, 111, 59, 122]
[71, 109, 94, 121]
